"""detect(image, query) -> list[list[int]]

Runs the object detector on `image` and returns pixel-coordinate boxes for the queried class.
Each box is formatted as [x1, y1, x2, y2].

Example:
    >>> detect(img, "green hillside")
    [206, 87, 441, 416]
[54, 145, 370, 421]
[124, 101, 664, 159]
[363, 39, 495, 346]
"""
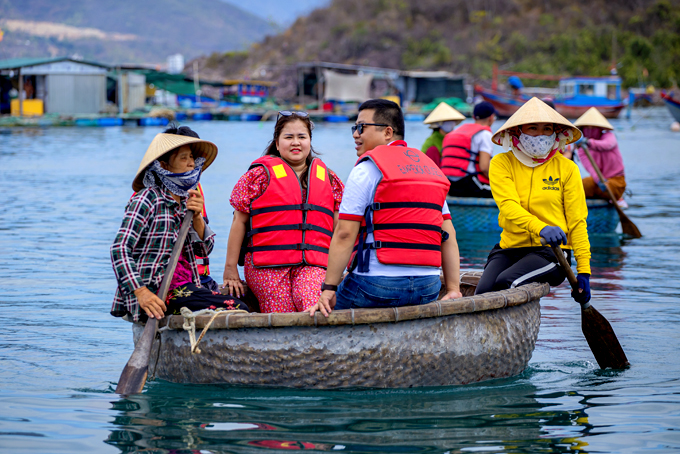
[0, 0, 276, 64]
[200, 0, 680, 89]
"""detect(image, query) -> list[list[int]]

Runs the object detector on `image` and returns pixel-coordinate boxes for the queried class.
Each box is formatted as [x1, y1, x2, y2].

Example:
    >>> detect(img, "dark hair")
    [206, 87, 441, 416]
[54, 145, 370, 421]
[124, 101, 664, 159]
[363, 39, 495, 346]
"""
[158, 123, 199, 163]
[358, 99, 405, 139]
[264, 113, 317, 188]
[541, 98, 556, 110]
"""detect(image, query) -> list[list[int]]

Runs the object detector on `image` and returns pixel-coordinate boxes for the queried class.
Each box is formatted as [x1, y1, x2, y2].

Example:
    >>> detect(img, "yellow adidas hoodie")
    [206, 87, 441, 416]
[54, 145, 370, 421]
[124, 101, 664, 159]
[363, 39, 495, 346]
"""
[489, 151, 591, 274]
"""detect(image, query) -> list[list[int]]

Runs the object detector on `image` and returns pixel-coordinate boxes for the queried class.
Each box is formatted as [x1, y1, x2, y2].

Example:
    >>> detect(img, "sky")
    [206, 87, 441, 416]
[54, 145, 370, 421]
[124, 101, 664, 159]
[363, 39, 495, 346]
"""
[220, 0, 331, 27]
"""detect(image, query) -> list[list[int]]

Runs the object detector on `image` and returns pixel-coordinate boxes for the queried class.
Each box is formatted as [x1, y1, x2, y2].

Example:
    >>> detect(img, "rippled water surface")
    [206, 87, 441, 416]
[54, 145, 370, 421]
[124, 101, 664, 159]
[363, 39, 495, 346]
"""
[1, 108, 679, 453]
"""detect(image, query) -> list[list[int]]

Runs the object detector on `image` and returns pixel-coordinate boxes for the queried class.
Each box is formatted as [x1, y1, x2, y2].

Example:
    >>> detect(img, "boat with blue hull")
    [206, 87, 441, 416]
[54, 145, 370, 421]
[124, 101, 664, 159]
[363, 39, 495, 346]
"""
[447, 197, 620, 234]
[476, 76, 625, 119]
[661, 92, 680, 122]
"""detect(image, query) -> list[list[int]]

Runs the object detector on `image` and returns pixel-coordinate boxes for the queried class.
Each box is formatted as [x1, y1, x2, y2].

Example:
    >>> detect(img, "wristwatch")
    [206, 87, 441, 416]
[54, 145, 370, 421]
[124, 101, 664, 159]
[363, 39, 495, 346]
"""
[321, 283, 338, 292]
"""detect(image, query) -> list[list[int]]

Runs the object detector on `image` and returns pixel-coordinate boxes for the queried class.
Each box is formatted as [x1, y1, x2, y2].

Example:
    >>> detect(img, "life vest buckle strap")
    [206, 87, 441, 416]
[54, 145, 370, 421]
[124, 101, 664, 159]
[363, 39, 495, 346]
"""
[301, 203, 334, 217]
[247, 223, 332, 237]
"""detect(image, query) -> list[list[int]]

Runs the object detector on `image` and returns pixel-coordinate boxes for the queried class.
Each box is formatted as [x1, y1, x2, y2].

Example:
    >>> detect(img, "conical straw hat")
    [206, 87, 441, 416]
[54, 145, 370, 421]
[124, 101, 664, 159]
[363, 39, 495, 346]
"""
[132, 133, 218, 191]
[492, 97, 582, 145]
[574, 107, 614, 130]
[424, 102, 466, 124]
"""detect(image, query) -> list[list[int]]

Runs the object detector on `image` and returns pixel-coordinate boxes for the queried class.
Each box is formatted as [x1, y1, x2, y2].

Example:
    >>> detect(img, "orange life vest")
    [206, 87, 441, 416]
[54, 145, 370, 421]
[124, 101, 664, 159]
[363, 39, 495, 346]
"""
[440, 123, 492, 184]
[247, 156, 335, 268]
[348, 142, 450, 272]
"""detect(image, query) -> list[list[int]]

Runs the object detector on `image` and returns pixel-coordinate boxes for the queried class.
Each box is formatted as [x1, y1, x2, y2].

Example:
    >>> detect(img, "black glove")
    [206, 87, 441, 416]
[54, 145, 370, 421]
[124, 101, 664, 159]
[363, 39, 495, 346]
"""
[571, 273, 591, 304]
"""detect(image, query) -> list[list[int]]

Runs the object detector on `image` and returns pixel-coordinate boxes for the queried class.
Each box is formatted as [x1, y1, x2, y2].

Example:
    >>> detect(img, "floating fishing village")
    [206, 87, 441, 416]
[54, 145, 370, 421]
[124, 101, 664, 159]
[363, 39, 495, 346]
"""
[2, 0, 680, 452]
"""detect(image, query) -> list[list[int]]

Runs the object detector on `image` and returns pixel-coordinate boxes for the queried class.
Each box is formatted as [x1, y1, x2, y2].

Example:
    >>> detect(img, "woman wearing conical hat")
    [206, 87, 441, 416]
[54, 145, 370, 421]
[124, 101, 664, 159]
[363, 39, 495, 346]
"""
[421, 102, 466, 167]
[574, 107, 626, 201]
[475, 98, 591, 305]
[110, 125, 247, 323]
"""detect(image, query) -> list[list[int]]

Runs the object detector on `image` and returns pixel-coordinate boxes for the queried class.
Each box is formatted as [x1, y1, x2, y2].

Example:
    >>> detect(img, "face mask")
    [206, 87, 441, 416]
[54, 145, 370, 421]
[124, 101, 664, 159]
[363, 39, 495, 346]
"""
[440, 121, 456, 134]
[518, 132, 556, 158]
[143, 157, 206, 197]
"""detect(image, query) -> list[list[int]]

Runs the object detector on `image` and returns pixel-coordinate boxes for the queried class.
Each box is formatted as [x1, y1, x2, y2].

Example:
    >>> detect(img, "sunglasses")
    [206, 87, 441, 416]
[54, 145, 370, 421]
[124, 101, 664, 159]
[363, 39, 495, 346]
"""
[351, 123, 389, 135]
[276, 111, 310, 122]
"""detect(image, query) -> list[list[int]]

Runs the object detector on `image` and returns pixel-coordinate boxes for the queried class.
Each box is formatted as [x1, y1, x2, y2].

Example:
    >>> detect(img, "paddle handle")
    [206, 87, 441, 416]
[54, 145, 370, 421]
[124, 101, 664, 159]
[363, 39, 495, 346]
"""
[156, 211, 194, 301]
[540, 238, 578, 289]
[581, 145, 642, 238]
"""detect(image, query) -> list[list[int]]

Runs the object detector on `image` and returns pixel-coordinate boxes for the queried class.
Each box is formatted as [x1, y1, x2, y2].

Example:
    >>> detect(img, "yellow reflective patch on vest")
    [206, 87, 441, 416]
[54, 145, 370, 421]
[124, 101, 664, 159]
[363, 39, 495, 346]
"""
[272, 164, 287, 179]
[316, 165, 326, 181]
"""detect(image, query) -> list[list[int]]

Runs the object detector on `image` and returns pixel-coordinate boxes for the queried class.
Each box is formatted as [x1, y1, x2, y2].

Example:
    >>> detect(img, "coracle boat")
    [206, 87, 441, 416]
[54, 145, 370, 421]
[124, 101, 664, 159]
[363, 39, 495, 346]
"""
[447, 197, 620, 234]
[132, 272, 549, 389]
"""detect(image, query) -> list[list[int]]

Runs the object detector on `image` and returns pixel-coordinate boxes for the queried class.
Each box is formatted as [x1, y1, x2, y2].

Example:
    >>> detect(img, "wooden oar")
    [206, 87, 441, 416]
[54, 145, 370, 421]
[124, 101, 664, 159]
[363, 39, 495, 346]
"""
[541, 238, 629, 369]
[115, 210, 194, 395]
[581, 145, 642, 238]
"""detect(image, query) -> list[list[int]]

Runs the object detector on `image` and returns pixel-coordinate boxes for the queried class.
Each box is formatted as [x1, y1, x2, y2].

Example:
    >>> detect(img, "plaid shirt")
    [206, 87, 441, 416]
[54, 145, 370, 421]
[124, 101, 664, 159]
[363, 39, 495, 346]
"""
[110, 185, 215, 321]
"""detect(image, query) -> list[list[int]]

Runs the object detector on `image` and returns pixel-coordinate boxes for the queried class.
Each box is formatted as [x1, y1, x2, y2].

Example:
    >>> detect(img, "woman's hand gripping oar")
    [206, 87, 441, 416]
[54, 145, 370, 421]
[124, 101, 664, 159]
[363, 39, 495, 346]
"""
[541, 238, 629, 369]
[581, 144, 642, 238]
[115, 210, 194, 395]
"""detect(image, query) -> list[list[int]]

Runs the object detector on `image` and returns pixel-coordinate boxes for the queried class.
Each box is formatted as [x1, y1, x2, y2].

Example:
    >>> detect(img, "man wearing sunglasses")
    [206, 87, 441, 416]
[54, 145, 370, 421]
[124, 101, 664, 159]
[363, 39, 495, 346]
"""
[308, 99, 463, 317]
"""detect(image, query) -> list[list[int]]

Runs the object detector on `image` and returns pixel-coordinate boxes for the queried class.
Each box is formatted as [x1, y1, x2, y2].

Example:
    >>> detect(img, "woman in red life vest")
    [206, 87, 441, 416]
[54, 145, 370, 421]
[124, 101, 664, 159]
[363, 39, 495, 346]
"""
[222, 112, 345, 313]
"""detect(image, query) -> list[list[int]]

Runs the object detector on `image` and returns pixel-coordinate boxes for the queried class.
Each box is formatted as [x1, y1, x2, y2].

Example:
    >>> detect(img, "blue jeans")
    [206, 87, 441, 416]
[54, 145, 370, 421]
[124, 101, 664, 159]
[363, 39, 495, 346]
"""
[335, 273, 442, 310]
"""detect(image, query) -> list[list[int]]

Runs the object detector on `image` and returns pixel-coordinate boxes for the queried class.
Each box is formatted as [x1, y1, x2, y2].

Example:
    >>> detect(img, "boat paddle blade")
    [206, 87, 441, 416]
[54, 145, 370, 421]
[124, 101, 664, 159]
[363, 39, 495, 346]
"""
[115, 318, 157, 395]
[619, 213, 642, 238]
[541, 239, 630, 369]
[581, 303, 630, 369]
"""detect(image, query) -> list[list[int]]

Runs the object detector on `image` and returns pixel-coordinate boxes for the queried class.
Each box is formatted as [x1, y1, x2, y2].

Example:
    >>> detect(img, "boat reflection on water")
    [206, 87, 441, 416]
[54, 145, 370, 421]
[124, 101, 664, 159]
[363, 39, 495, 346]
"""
[590, 234, 627, 293]
[105, 380, 595, 453]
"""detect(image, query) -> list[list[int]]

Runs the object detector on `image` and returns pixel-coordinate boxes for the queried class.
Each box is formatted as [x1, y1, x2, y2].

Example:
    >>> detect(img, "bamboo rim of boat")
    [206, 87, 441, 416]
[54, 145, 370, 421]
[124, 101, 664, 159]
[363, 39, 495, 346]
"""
[162, 272, 549, 331]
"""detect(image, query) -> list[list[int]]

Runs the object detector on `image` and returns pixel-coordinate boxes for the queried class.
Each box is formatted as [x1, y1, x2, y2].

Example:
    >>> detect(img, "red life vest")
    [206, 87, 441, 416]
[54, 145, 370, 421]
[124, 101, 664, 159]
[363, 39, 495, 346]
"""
[247, 156, 334, 268]
[440, 123, 492, 184]
[348, 142, 450, 272]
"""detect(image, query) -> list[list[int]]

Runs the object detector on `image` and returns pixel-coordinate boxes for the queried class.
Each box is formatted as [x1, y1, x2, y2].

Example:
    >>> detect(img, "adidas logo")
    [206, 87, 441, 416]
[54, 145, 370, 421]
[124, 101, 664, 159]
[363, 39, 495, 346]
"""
[542, 176, 560, 191]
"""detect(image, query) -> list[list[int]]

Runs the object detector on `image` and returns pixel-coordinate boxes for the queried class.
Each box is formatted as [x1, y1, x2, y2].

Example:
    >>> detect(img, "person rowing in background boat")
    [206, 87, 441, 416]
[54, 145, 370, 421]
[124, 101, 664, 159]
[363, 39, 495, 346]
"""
[308, 99, 463, 317]
[475, 97, 591, 305]
[222, 111, 344, 313]
[110, 127, 247, 323]
[573, 107, 627, 203]
[420, 102, 466, 167]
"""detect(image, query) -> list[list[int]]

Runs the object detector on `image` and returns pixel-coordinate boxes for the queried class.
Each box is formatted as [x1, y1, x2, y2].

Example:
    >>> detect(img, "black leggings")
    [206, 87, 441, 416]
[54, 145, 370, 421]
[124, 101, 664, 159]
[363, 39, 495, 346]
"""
[475, 245, 568, 295]
[448, 175, 493, 198]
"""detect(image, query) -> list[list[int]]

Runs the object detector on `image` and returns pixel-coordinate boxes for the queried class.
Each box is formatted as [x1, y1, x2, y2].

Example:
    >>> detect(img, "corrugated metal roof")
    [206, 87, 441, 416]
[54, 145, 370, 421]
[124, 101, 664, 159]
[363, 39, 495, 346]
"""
[0, 57, 110, 71]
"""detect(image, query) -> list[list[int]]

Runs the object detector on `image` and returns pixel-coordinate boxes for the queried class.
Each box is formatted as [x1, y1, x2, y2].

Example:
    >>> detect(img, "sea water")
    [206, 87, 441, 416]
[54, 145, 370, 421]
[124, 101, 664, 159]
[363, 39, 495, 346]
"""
[1, 108, 679, 453]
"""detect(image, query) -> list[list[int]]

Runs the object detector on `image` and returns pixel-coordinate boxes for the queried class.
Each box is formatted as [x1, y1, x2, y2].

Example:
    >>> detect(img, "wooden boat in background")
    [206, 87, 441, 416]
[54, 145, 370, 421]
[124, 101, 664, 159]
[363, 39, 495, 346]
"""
[475, 67, 625, 119]
[661, 92, 680, 122]
[132, 272, 550, 389]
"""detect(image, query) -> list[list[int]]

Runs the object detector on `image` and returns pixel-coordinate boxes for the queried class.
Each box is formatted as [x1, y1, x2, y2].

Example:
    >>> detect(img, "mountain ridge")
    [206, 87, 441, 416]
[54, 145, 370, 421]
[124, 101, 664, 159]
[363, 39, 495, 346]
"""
[0, 0, 276, 64]
[193, 0, 680, 91]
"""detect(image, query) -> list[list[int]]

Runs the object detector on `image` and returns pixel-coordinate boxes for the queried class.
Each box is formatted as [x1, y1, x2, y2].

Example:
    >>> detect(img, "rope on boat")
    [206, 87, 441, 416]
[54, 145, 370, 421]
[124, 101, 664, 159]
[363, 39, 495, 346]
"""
[180, 307, 247, 354]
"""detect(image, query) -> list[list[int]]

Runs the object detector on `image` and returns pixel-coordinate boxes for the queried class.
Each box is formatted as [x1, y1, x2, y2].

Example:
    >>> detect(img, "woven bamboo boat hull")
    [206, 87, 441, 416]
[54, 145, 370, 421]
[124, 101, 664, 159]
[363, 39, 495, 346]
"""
[134, 273, 549, 389]
[447, 196, 620, 234]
